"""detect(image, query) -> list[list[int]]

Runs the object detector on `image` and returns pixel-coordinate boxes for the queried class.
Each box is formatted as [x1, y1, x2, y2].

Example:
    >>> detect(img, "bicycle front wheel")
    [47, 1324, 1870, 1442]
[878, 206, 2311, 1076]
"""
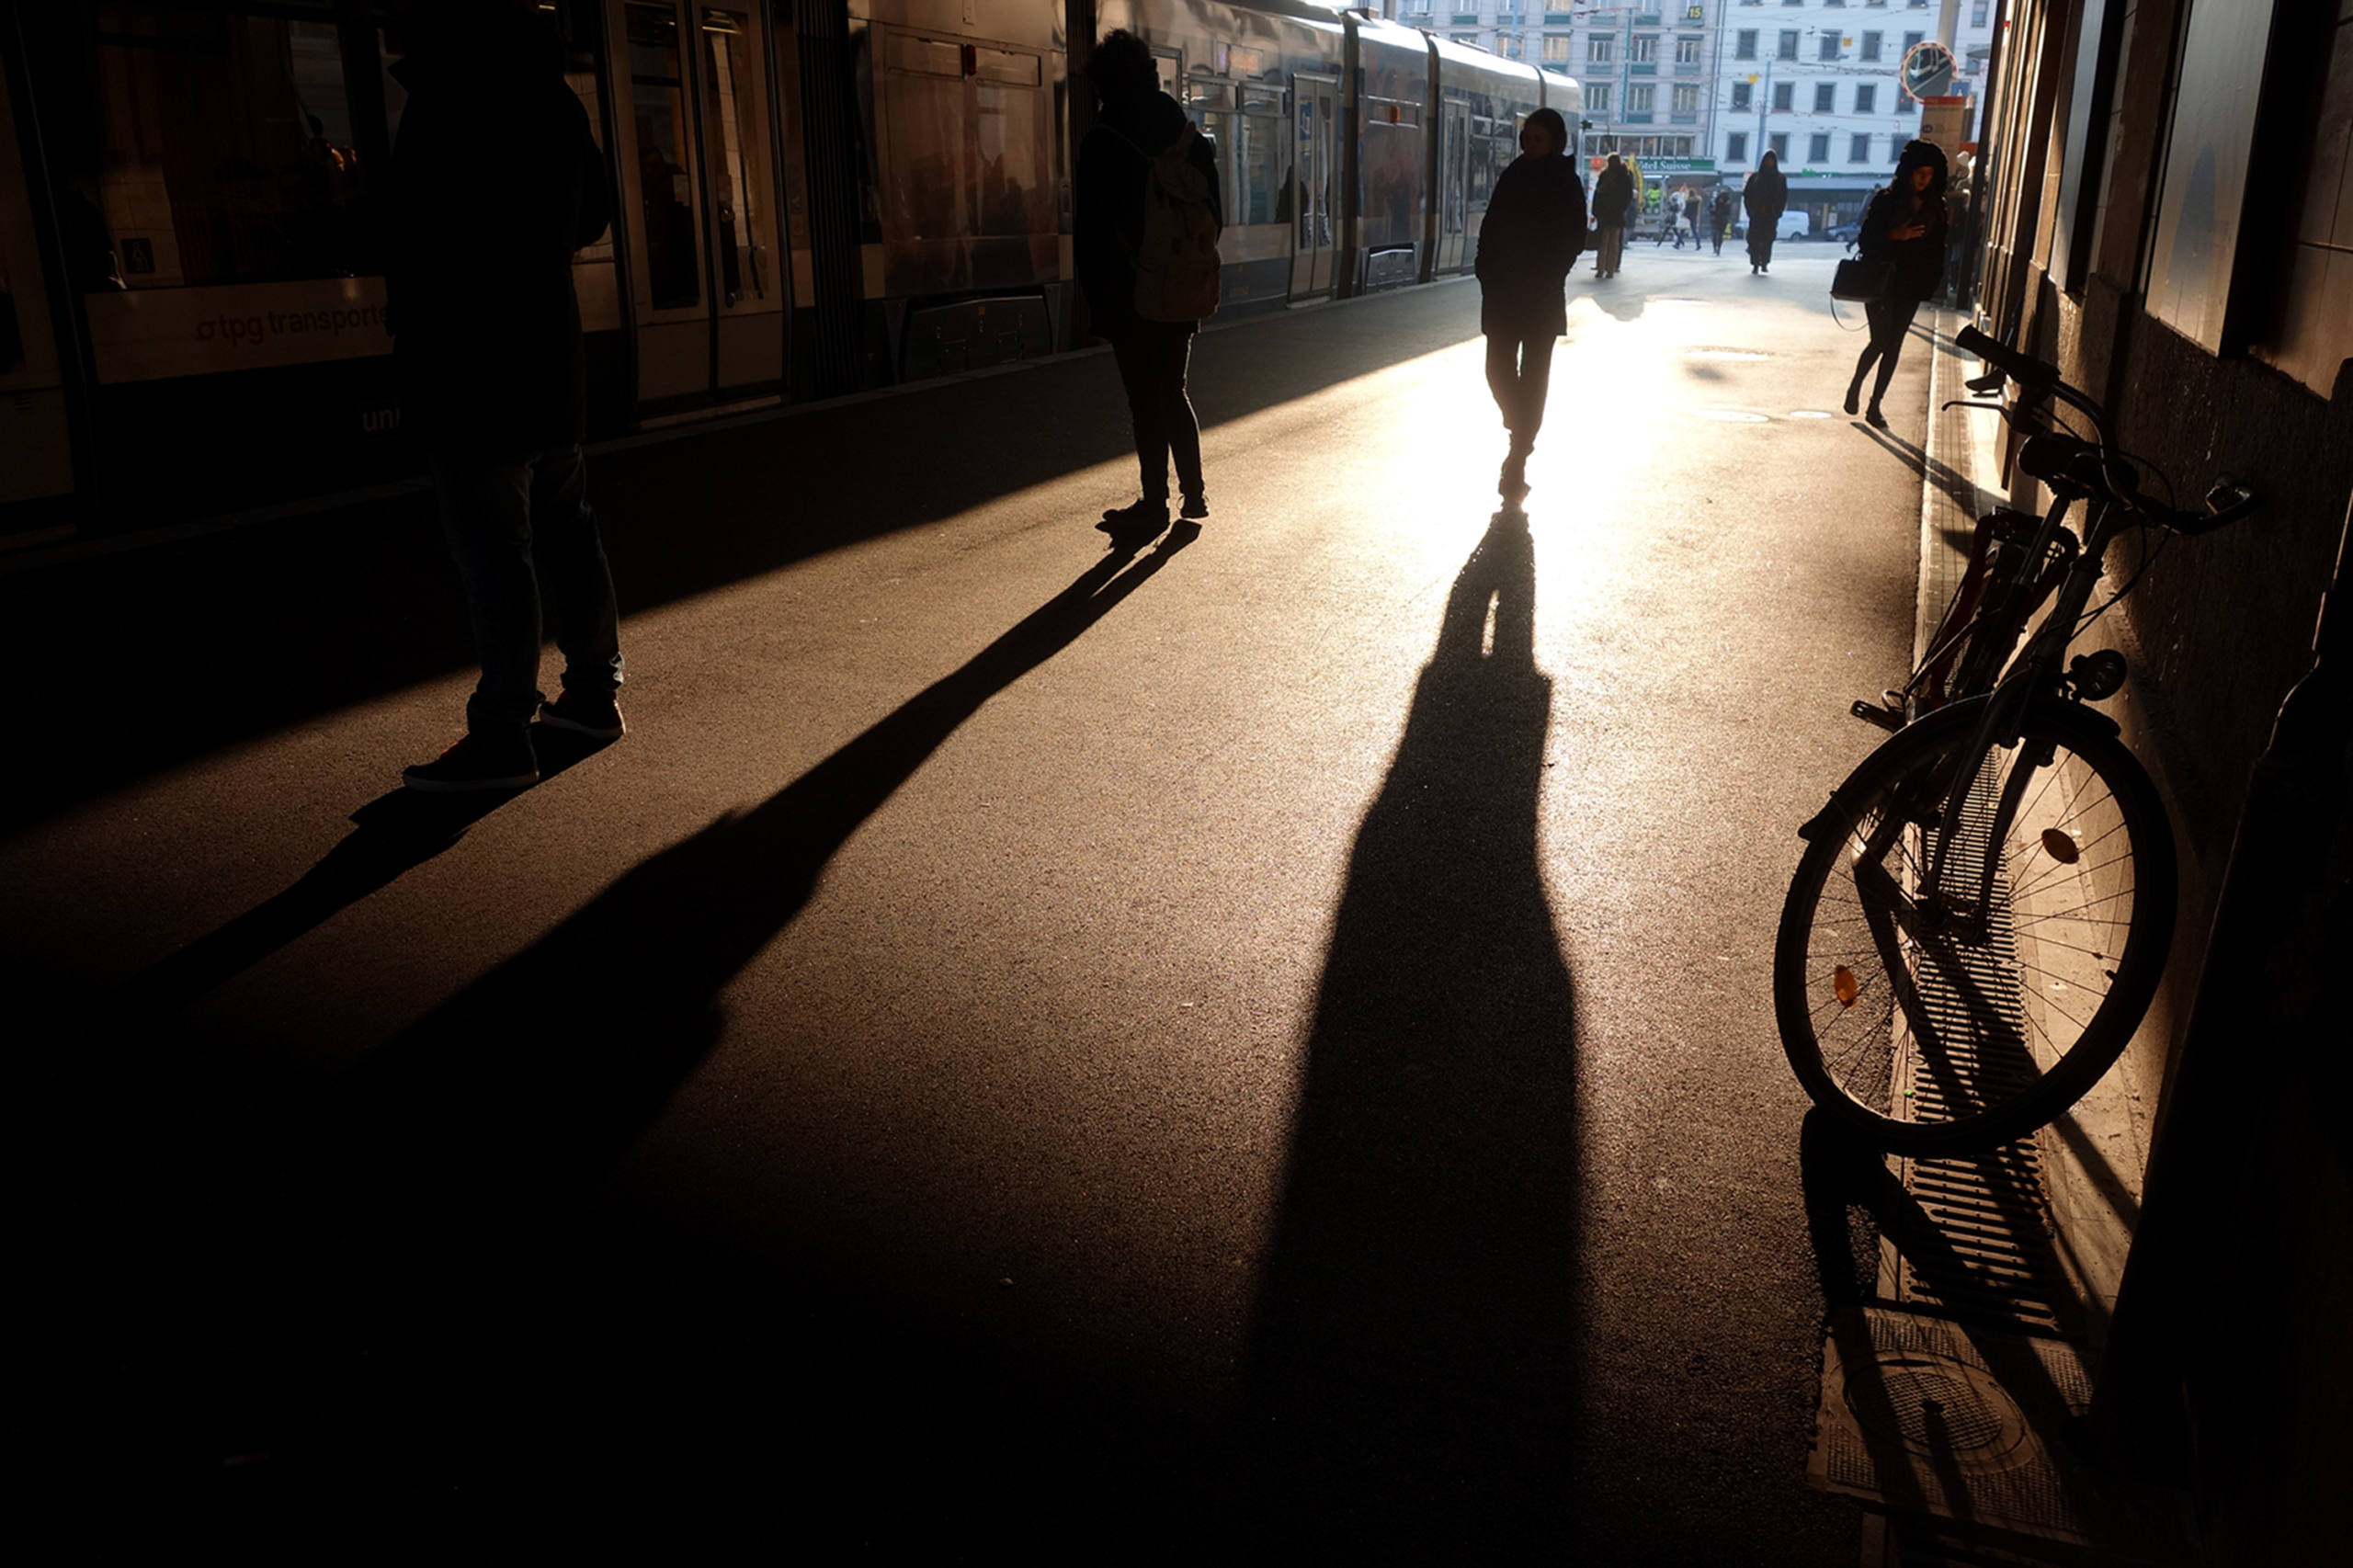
[1775, 699, 2177, 1153]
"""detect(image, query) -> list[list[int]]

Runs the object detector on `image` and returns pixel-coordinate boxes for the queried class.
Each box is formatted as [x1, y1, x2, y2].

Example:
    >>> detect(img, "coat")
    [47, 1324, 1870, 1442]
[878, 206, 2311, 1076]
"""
[1743, 164, 1788, 229]
[386, 16, 610, 459]
[1857, 186, 1948, 301]
[1475, 153, 1586, 338]
[1076, 89, 1222, 337]
[1593, 163, 1634, 229]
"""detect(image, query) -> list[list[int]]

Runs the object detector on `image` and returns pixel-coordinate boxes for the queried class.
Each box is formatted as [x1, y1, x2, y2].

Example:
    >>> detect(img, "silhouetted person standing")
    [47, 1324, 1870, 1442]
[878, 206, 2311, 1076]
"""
[1845, 140, 1949, 430]
[389, 0, 621, 791]
[1592, 153, 1631, 279]
[1710, 187, 1733, 256]
[1077, 28, 1222, 535]
[1475, 108, 1585, 508]
[1745, 151, 1787, 274]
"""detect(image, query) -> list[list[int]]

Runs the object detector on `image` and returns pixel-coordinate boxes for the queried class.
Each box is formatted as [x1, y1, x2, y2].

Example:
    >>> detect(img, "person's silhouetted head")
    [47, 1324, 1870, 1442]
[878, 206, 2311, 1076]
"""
[1893, 138, 1949, 203]
[1520, 108, 1568, 159]
[1758, 149, 1779, 174]
[1605, 153, 1623, 171]
[1090, 29, 1157, 108]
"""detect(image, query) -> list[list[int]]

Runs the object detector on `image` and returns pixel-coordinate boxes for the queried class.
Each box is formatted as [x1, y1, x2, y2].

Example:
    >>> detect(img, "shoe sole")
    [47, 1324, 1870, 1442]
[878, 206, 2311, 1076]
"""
[539, 712, 626, 741]
[403, 768, 540, 793]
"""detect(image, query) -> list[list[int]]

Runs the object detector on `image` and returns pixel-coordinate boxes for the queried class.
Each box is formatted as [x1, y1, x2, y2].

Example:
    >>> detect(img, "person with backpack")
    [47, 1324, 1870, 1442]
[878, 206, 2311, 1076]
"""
[1475, 107, 1586, 508]
[1076, 28, 1222, 536]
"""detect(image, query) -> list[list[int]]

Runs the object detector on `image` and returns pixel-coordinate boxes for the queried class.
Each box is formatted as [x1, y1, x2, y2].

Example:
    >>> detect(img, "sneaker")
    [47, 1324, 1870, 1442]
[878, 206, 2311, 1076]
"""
[539, 688, 625, 741]
[1097, 498, 1169, 535]
[403, 730, 539, 793]
[1178, 493, 1210, 520]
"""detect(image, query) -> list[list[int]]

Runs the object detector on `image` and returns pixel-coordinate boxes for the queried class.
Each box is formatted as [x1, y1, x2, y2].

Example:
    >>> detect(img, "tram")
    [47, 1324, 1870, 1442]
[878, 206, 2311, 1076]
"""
[0, 0, 1578, 527]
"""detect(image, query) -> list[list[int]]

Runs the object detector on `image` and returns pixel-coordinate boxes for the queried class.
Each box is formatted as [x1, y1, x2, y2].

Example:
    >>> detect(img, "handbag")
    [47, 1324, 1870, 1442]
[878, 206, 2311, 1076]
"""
[1832, 257, 1890, 302]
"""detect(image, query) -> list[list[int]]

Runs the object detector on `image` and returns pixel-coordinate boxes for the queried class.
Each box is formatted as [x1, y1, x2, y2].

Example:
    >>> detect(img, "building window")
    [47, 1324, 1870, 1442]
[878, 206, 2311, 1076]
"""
[1541, 34, 1572, 62]
[1855, 84, 1877, 113]
[1589, 34, 1614, 62]
[1769, 131, 1789, 159]
[1909, 0, 1928, 7]
[1849, 133, 1872, 162]
[1731, 81, 1753, 110]
[1726, 131, 1749, 163]
[1861, 31, 1881, 61]
[1673, 83, 1699, 113]
[1628, 84, 1655, 112]
[1904, 30, 1924, 51]
[1676, 36, 1702, 65]
[1778, 29, 1800, 60]
[1630, 34, 1657, 62]
[1772, 81, 1793, 110]
[1819, 33, 1840, 60]
[1735, 28, 1757, 60]
[1808, 131, 1831, 162]
[1814, 83, 1835, 111]
[1972, 0, 1990, 21]
[1586, 83, 1610, 112]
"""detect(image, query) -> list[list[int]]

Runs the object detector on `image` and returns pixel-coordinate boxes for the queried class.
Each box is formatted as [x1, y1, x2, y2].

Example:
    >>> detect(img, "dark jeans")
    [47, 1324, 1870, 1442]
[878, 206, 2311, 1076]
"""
[431, 442, 623, 735]
[1485, 333, 1556, 447]
[1851, 295, 1925, 406]
[1110, 323, 1203, 502]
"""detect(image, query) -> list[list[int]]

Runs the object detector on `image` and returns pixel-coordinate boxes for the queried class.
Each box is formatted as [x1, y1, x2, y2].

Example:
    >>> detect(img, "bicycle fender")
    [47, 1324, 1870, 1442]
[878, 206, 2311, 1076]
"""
[1794, 698, 2120, 841]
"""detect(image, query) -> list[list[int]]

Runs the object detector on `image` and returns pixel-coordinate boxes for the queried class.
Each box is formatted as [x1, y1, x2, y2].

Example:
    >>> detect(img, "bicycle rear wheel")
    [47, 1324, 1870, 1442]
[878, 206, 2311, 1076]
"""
[1775, 699, 2177, 1153]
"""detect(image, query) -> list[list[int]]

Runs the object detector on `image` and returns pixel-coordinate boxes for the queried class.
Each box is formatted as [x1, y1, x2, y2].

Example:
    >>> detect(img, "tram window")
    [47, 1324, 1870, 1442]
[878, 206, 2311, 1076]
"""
[700, 9, 773, 306]
[88, 5, 372, 288]
[626, 1, 699, 310]
[881, 39, 1051, 244]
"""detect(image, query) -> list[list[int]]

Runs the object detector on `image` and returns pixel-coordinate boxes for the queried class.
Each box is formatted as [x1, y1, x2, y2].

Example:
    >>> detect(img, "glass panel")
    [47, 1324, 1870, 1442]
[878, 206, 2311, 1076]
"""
[627, 0, 699, 310]
[699, 8, 772, 306]
[881, 40, 1051, 244]
[90, 6, 371, 287]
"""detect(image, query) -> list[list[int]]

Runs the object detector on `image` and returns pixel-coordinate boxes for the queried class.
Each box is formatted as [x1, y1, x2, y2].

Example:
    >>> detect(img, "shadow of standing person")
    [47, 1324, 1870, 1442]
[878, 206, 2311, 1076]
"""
[1237, 515, 1581, 1553]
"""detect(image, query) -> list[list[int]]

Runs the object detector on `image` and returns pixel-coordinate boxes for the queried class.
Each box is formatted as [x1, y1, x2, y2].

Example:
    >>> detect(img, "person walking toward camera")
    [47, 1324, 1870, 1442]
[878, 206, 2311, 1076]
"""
[1077, 28, 1223, 535]
[1476, 107, 1585, 508]
[1745, 150, 1787, 274]
[1844, 140, 1949, 429]
[1592, 153, 1631, 278]
[1710, 186, 1733, 256]
[390, 0, 623, 791]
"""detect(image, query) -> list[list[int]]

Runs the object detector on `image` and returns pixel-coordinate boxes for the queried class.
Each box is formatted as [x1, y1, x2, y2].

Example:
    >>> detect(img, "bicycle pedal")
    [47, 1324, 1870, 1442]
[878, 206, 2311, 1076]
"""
[1849, 698, 1904, 733]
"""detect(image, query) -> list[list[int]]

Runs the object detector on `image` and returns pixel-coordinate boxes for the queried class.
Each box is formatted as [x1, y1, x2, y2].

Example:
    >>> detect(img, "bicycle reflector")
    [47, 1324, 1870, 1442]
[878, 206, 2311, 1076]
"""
[2069, 649, 2129, 701]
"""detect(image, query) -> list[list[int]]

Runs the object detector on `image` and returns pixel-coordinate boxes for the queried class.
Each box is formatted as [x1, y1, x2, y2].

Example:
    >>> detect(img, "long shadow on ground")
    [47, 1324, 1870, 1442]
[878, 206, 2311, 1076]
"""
[1235, 515, 1582, 1553]
[26, 527, 1208, 1555]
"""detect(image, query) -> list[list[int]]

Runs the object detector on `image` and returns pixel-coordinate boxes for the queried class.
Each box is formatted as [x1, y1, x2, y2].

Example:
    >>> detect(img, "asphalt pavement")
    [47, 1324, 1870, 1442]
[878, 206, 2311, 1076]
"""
[4, 244, 1937, 1560]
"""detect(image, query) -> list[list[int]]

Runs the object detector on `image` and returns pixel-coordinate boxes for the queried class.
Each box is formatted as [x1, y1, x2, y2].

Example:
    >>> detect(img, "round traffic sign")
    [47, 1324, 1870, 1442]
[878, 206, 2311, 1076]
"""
[1902, 40, 1958, 102]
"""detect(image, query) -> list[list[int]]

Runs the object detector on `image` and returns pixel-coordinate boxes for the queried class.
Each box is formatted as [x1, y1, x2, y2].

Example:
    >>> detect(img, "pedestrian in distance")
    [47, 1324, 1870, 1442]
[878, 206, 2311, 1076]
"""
[1745, 150, 1788, 274]
[1710, 187, 1733, 256]
[1658, 187, 1678, 247]
[389, 0, 624, 792]
[1474, 107, 1586, 509]
[1076, 28, 1223, 537]
[1592, 153, 1632, 279]
[1845, 139, 1949, 430]
[1687, 187, 1705, 249]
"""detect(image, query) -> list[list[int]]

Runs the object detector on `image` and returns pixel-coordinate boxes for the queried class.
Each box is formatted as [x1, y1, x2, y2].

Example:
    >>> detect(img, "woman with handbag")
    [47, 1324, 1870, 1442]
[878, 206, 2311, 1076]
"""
[1844, 140, 1949, 429]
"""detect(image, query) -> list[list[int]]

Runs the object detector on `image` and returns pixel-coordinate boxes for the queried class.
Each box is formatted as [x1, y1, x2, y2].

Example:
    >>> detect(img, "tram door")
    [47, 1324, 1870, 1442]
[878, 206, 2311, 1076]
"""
[1290, 75, 1338, 300]
[1436, 98, 1469, 274]
[609, 0, 786, 404]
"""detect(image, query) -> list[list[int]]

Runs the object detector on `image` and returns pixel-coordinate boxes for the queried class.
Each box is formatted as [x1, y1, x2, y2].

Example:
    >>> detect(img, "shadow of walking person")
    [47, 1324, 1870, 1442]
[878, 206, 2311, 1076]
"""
[1237, 515, 1581, 1554]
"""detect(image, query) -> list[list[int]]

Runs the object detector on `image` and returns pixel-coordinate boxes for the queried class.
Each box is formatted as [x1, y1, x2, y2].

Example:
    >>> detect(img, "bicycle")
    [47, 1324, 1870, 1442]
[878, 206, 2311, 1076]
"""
[1773, 325, 2261, 1154]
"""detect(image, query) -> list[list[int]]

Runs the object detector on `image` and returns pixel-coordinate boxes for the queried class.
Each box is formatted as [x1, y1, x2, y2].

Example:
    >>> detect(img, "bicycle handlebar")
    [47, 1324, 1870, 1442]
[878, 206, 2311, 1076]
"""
[1957, 324, 2061, 392]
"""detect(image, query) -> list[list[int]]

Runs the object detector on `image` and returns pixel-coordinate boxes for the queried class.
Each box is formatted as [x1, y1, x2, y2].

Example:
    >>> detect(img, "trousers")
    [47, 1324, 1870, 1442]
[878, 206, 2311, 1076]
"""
[1485, 334, 1556, 447]
[1851, 294, 1925, 405]
[1596, 225, 1624, 275]
[431, 442, 624, 734]
[1110, 322, 1203, 501]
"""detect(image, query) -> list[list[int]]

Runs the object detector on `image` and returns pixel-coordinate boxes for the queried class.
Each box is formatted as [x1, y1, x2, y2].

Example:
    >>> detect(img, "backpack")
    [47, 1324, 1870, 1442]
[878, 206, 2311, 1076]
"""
[1111, 120, 1222, 323]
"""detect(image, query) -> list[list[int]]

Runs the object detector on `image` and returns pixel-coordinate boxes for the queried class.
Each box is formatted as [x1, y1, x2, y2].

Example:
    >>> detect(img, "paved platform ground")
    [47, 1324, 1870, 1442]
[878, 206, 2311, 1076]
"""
[4, 245, 1942, 1560]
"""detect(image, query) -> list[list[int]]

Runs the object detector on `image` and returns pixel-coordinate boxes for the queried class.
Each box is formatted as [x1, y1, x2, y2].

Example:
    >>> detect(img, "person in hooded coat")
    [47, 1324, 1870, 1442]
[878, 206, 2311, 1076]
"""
[1591, 153, 1633, 278]
[1744, 151, 1788, 273]
[1475, 108, 1586, 506]
[1845, 139, 1949, 428]
[387, 0, 620, 791]
[1076, 28, 1222, 534]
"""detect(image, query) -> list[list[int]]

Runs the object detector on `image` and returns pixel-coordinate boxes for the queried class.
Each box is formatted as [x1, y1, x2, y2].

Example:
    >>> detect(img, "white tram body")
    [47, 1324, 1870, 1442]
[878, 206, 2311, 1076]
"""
[0, 0, 1578, 524]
